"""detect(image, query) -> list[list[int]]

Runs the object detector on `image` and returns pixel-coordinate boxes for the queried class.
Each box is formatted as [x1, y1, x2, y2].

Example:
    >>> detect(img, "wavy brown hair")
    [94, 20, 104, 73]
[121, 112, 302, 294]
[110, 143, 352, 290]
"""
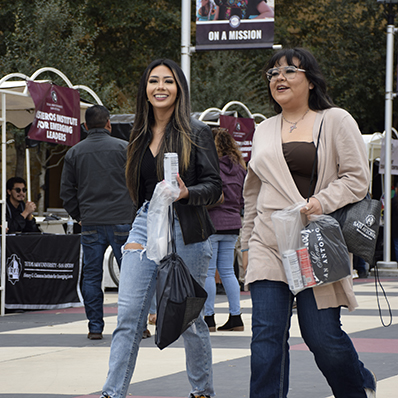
[212, 127, 246, 169]
[125, 59, 192, 203]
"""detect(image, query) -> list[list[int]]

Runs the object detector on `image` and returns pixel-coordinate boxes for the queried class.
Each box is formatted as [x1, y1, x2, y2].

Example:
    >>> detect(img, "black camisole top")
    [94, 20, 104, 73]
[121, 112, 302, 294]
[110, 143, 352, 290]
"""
[282, 141, 317, 198]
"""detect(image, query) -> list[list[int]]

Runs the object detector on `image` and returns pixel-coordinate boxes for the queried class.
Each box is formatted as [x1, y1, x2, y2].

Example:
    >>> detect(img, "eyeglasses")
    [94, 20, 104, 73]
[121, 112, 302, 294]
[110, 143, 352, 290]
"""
[13, 187, 27, 193]
[266, 66, 306, 82]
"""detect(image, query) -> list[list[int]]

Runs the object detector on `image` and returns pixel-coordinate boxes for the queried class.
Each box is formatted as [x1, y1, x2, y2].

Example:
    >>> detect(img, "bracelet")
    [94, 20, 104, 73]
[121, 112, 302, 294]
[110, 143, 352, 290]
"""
[241, 248, 249, 252]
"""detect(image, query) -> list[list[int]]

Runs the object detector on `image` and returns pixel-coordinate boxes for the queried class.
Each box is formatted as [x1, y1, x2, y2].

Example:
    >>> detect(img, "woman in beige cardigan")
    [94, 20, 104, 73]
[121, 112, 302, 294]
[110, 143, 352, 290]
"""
[241, 48, 376, 398]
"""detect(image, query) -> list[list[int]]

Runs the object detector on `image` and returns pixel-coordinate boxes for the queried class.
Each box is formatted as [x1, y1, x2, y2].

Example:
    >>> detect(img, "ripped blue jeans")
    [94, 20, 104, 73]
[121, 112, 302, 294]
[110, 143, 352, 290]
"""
[102, 201, 214, 398]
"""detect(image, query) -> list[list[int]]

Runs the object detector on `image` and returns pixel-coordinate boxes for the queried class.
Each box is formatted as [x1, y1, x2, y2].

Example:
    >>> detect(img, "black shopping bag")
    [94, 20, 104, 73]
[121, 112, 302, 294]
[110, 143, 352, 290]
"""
[301, 215, 351, 285]
[155, 209, 207, 350]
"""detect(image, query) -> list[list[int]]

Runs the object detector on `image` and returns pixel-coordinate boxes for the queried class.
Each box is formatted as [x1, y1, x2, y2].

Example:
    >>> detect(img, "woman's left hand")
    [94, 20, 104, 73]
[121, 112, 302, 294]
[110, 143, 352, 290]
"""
[175, 174, 189, 201]
[300, 197, 322, 216]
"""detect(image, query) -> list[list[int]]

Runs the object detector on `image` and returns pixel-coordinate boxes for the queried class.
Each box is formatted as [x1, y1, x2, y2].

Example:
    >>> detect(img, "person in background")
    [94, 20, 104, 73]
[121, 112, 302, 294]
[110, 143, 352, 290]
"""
[197, 0, 219, 21]
[100, 59, 222, 398]
[353, 255, 369, 279]
[241, 47, 376, 398]
[5, 177, 40, 233]
[60, 105, 134, 341]
[204, 127, 246, 332]
[216, 0, 274, 20]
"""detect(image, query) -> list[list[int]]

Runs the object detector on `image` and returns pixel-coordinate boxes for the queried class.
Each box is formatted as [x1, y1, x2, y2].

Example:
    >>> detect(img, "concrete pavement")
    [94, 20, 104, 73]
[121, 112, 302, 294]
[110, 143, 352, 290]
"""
[0, 276, 397, 398]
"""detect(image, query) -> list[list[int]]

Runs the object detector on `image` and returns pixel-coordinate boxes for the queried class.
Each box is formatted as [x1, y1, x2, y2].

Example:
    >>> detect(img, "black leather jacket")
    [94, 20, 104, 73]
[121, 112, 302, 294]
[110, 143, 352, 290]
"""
[136, 117, 222, 244]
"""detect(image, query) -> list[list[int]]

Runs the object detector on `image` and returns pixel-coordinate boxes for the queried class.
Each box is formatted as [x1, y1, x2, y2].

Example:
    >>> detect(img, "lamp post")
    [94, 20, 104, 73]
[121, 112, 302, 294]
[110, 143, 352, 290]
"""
[377, 0, 398, 270]
[181, 0, 196, 91]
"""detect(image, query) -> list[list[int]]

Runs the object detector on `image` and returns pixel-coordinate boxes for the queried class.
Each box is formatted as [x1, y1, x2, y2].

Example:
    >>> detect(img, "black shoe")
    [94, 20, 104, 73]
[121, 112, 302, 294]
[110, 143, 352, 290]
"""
[189, 394, 210, 398]
[358, 269, 369, 279]
[204, 315, 216, 332]
[142, 328, 151, 339]
[217, 314, 244, 331]
[216, 283, 226, 295]
[87, 332, 103, 340]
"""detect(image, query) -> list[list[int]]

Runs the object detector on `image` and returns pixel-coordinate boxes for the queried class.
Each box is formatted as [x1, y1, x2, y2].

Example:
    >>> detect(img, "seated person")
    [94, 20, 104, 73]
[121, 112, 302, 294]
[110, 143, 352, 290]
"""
[5, 177, 40, 233]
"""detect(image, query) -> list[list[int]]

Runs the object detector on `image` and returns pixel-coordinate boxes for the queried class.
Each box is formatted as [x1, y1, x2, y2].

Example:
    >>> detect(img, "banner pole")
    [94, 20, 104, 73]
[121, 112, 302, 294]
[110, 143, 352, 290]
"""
[378, 17, 398, 269]
[181, 0, 192, 90]
[26, 148, 31, 202]
[1, 92, 7, 316]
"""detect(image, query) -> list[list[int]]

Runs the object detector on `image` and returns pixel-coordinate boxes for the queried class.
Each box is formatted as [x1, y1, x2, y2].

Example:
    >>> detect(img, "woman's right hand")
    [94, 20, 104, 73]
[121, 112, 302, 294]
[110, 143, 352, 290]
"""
[300, 197, 322, 216]
[175, 173, 189, 201]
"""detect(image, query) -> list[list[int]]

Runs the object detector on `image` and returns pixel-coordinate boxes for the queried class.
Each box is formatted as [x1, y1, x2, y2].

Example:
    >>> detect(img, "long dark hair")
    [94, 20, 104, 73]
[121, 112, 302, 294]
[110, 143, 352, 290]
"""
[126, 59, 192, 203]
[212, 127, 246, 170]
[263, 48, 334, 114]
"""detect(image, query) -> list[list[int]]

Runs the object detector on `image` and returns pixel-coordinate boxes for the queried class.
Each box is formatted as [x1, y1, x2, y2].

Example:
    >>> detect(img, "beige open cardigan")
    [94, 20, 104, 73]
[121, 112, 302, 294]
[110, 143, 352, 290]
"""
[241, 108, 370, 311]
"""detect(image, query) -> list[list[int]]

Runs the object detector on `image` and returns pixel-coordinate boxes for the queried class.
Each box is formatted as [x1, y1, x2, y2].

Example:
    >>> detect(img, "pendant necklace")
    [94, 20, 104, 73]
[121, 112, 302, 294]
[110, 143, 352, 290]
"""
[282, 109, 310, 133]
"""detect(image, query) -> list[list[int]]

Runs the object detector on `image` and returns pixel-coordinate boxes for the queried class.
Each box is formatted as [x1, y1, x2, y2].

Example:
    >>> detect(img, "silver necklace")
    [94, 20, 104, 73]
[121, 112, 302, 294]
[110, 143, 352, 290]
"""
[282, 109, 310, 133]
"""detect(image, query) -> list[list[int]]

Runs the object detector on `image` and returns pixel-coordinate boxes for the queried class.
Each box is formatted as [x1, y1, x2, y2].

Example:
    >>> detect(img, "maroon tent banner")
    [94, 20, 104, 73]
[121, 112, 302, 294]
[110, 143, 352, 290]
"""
[219, 114, 255, 162]
[195, 0, 275, 51]
[27, 81, 81, 146]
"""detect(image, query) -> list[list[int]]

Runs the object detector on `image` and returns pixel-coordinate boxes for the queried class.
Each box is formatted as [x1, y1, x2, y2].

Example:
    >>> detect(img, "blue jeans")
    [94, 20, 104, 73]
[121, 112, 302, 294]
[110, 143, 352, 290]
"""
[102, 202, 214, 398]
[250, 280, 376, 398]
[81, 224, 130, 333]
[204, 234, 240, 316]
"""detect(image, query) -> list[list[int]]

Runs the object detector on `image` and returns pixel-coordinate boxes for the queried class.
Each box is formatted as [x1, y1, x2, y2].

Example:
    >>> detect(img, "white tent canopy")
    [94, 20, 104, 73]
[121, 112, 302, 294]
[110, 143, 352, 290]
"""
[0, 67, 102, 128]
[0, 67, 103, 316]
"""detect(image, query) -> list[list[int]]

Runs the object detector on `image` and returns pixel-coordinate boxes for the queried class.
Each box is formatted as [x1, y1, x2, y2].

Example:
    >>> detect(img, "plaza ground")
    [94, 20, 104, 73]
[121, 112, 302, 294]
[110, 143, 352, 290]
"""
[0, 277, 397, 398]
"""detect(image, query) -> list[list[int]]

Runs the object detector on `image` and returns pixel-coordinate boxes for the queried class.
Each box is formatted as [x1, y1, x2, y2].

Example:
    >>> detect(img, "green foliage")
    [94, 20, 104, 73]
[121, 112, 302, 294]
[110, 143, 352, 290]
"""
[0, 0, 99, 88]
[275, 0, 388, 133]
[190, 50, 272, 116]
[82, 0, 182, 111]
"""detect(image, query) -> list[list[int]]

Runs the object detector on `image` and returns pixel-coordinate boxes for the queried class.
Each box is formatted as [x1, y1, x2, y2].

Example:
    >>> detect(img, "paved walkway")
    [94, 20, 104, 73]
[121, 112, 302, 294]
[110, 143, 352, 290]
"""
[0, 277, 397, 398]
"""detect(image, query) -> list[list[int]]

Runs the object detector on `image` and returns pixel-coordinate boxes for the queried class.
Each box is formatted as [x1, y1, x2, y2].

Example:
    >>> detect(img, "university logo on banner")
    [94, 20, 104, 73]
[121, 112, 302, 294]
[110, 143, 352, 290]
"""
[27, 81, 80, 146]
[219, 114, 255, 162]
[195, 0, 275, 51]
[7, 254, 22, 286]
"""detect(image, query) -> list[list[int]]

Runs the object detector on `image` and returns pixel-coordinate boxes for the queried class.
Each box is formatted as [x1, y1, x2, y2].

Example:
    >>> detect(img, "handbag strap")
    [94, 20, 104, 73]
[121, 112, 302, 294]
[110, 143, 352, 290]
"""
[168, 205, 176, 254]
[307, 119, 324, 202]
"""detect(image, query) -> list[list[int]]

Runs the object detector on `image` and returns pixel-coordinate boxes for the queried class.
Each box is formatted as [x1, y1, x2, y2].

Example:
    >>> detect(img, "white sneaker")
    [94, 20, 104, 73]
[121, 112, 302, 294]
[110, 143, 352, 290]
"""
[364, 370, 377, 397]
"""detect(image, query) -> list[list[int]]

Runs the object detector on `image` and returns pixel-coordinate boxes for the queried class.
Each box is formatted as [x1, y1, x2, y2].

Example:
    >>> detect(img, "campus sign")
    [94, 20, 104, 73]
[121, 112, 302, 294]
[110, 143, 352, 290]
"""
[195, 0, 275, 51]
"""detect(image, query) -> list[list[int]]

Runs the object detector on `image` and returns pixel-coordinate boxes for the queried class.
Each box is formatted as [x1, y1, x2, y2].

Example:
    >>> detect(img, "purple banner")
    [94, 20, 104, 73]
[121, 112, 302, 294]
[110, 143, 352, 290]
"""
[195, 0, 274, 51]
[27, 81, 81, 146]
[219, 115, 255, 162]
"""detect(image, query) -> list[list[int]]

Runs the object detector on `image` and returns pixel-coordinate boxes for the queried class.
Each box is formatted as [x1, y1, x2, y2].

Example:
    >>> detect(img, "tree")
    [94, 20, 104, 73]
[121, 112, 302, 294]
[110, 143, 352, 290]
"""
[275, 0, 388, 133]
[190, 50, 272, 116]
[81, 0, 183, 112]
[0, 0, 101, 214]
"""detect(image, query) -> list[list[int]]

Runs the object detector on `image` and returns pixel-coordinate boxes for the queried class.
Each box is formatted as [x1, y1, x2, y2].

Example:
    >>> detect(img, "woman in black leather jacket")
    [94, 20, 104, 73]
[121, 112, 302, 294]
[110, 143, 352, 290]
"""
[101, 59, 222, 398]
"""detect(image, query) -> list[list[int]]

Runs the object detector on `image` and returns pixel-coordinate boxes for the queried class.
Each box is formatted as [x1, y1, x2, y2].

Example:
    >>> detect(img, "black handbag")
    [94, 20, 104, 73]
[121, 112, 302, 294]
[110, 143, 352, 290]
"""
[328, 197, 381, 265]
[309, 121, 382, 265]
[155, 207, 207, 350]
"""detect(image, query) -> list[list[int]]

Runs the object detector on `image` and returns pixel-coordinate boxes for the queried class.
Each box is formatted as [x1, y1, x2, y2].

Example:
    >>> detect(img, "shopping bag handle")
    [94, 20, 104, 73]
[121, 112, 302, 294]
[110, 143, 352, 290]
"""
[168, 205, 176, 254]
